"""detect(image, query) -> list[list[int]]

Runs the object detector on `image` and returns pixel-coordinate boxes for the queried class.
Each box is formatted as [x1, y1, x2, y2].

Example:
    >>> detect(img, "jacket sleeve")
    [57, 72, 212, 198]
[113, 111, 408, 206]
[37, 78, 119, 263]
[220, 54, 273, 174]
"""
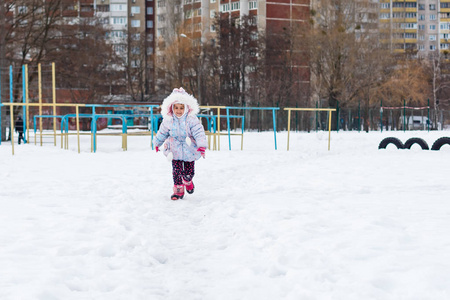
[153, 119, 170, 147]
[190, 117, 207, 149]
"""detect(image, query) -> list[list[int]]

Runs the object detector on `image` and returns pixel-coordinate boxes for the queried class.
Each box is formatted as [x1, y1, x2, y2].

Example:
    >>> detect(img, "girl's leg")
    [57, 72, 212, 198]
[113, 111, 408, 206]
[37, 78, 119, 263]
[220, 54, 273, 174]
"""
[172, 160, 184, 185]
[182, 161, 195, 182]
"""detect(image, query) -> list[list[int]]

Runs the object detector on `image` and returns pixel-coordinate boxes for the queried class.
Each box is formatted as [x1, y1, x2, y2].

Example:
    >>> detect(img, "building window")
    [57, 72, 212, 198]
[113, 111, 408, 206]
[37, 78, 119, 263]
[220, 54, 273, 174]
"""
[381, 3, 390, 9]
[211, 24, 216, 32]
[132, 33, 141, 40]
[147, 47, 154, 55]
[131, 20, 141, 27]
[131, 47, 140, 55]
[185, 10, 192, 19]
[430, 45, 436, 50]
[158, 0, 165, 8]
[430, 4, 436, 10]
[111, 30, 124, 38]
[147, 20, 154, 28]
[131, 60, 140, 68]
[418, 4, 425, 10]
[419, 35, 425, 41]
[380, 13, 389, 19]
[249, 1, 257, 10]
[210, 9, 216, 18]
[194, 23, 201, 32]
[131, 6, 140, 14]
[430, 14, 436, 20]
[220, 4, 230, 12]
[147, 7, 153, 15]
[112, 17, 126, 24]
[231, 1, 240, 11]
[419, 24, 425, 30]
[419, 44, 425, 51]
[211, 0, 216, 3]
[111, 4, 126, 11]
[419, 14, 425, 20]
[194, 8, 201, 17]
[430, 35, 437, 41]
[430, 25, 436, 30]
[114, 44, 126, 52]
[184, 0, 192, 3]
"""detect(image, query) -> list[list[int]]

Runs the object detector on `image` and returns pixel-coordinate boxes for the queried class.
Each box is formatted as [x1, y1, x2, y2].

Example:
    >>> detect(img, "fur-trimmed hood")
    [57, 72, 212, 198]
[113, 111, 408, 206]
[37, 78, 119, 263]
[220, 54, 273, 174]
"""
[160, 87, 200, 119]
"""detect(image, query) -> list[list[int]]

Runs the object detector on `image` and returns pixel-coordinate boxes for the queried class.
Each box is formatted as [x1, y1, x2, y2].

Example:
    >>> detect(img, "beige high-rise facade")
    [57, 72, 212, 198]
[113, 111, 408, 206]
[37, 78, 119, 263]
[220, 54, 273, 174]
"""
[379, 0, 450, 57]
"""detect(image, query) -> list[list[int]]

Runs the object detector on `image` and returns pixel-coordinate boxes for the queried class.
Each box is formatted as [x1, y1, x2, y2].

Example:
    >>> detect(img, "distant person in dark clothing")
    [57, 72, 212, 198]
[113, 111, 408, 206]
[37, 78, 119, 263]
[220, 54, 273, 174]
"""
[15, 115, 24, 144]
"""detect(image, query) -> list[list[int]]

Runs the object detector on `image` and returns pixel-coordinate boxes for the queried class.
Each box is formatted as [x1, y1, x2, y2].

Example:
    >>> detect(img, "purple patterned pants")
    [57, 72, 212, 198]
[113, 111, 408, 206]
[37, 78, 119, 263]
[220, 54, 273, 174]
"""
[172, 160, 195, 185]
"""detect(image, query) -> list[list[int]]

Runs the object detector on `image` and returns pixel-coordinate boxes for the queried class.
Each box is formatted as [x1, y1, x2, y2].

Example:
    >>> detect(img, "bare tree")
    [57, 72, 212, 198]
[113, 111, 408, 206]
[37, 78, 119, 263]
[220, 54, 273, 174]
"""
[307, 0, 393, 130]
[423, 52, 450, 127]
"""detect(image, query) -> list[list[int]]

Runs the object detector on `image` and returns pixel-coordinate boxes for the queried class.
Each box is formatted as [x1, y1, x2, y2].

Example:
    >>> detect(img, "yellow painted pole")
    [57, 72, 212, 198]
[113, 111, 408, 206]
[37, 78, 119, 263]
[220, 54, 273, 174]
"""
[38, 63, 43, 146]
[328, 110, 332, 151]
[217, 108, 221, 151]
[287, 109, 291, 151]
[76, 105, 80, 153]
[25, 64, 30, 143]
[52, 62, 56, 146]
[10, 105, 15, 155]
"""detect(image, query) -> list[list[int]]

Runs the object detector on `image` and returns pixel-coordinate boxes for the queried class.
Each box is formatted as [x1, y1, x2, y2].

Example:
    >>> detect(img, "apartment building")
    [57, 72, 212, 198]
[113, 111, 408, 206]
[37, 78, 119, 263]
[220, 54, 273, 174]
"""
[379, 0, 450, 57]
[94, 0, 156, 95]
[153, 0, 311, 99]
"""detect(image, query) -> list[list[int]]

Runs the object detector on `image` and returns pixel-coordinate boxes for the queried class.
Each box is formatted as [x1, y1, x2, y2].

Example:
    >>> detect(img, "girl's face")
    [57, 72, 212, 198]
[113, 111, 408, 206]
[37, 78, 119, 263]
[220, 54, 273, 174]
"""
[173, 104, 185, 117]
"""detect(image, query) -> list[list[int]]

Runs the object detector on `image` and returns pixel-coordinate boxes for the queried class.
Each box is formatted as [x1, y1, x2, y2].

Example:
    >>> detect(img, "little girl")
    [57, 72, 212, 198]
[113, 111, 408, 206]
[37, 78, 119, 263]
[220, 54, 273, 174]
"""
[153, 88, 207, 200]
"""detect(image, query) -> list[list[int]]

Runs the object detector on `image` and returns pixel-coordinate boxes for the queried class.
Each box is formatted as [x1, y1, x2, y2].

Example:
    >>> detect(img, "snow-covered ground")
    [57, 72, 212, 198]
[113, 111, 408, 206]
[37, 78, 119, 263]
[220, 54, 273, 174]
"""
[1, 130, 450, 300]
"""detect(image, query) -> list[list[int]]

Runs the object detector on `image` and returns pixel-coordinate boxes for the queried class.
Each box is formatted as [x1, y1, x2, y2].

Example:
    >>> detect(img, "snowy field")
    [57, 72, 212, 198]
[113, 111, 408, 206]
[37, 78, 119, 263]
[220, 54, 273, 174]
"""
[1, 130, 450, 300]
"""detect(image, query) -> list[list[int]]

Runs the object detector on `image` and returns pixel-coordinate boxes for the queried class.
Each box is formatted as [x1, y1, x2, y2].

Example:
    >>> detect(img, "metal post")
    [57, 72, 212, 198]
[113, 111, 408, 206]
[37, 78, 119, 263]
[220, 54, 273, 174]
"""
[22, 65, 27, 143]
[52, 62, 56, 146]
[76, 105, 80, 153]
[380, 99, 383, 133]
[403, 99, 406, 132]
[273, 108, 277, 150]
[427, 99, 430, 132]
[358, 100, 361, 133]
[287, 109, 291, 151]
[226, 107, 231, 150]
[336, 100, 339, 132]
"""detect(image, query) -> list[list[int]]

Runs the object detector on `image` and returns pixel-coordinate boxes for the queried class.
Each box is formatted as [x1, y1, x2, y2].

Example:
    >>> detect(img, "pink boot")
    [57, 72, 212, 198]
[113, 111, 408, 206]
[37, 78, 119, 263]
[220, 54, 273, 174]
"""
[171, 185, 184, 200]
[183, 179, 195, 194]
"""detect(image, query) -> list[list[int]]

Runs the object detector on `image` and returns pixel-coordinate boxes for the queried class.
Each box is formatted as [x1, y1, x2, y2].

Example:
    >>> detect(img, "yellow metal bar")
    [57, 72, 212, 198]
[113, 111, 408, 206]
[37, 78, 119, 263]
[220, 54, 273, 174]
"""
[284, 108, 337, 112]
[52, 62, 56, 146]
[328, 111, 332, 151]
[284, 107, 336, 151]
[287, 110, 291, 151]
[38, 63, 42, 146]
[217, 108, 221, 150]
[76, 105, 80, 153]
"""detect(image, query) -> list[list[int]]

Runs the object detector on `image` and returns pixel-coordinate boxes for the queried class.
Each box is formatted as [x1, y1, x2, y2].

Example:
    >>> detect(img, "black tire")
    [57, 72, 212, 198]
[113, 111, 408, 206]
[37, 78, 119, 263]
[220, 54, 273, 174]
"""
[378, 137, 404, 149]
[404, 137, 429, 150]
[431, 137, 450, 151]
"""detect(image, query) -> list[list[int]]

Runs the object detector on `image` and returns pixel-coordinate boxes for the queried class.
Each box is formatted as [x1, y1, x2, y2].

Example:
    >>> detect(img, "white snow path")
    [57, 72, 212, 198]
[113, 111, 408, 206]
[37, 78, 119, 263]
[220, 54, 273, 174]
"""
[1, 131, 450, 299]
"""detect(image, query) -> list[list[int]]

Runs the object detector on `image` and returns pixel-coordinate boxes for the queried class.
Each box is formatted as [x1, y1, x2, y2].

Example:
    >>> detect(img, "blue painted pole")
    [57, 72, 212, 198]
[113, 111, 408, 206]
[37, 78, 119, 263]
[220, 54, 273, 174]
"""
[0, 104, 2, 145]
[150, 107, 154, 149]
[226, 108, 231, 150]
[9, 65, 13, 103]
[273, 108, 277, 150]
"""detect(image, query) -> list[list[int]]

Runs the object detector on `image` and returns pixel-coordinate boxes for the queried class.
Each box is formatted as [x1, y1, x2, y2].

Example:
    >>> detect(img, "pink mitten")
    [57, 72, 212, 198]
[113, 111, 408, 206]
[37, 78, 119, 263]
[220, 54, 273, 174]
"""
[197, 147, 206, 159]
